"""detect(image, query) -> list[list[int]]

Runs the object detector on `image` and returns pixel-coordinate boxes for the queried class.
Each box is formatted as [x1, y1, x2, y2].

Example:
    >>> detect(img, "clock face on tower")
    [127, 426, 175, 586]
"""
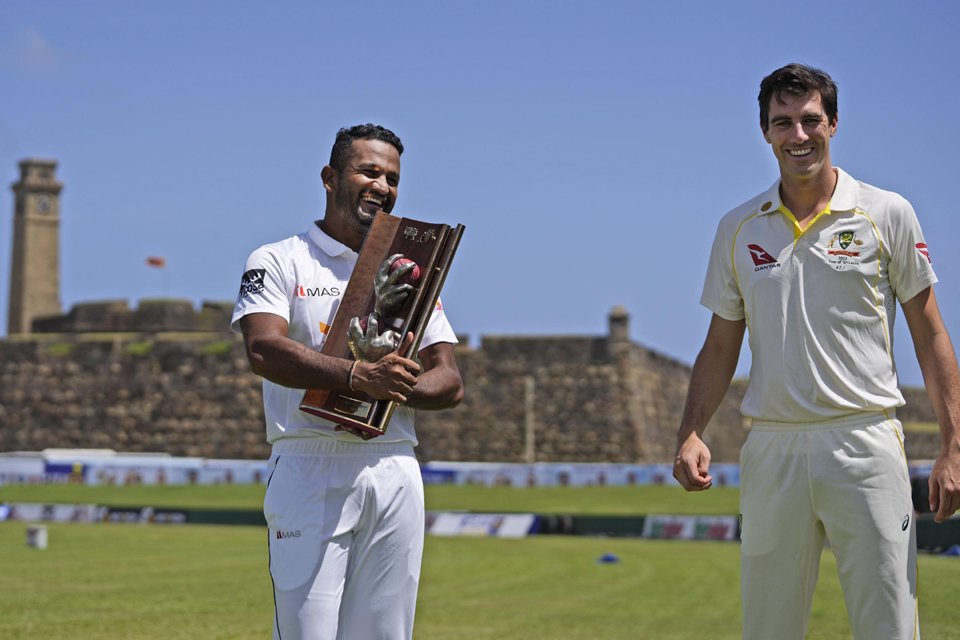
[36, 195, 51, 214]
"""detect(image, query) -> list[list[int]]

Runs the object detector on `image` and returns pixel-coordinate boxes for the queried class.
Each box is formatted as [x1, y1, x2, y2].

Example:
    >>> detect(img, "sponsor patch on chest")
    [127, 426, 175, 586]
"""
[295, 284, 341, 298]
[747, 244, 781, 271]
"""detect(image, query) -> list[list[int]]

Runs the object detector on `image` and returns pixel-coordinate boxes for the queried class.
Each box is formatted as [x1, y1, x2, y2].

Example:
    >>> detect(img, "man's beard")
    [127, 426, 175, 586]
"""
[334, 188, 376, 234]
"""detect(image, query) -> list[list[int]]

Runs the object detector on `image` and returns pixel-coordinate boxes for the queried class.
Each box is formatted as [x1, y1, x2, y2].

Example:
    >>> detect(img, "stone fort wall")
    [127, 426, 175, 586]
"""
[0, 300, 942, 462]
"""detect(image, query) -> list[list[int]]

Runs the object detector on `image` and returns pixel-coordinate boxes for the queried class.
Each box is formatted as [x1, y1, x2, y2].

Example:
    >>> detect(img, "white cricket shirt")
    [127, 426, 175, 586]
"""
[231, 222, 458, 444]
[702, 168, 937, 424]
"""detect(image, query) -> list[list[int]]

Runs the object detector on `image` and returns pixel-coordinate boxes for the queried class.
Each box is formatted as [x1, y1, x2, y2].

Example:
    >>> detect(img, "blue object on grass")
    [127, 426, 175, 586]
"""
[941, 545, 960, 557]
[597, 553, 620, 564]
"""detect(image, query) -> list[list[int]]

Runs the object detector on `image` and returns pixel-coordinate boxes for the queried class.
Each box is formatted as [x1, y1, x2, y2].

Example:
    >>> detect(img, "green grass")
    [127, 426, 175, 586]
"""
[0, 522, 268, 640]
[0, 483, 268, 510]
[1, 483, 741, 515]
[3, 522, 959, 639]
[903, 420, 940, 434]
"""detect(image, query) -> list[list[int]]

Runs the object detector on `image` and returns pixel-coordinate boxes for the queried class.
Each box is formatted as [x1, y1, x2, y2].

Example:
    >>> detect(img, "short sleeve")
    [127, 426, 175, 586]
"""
[230, 246, 293, 332]
[419, 298, 458, 350]
[700, 218, 745, 321]
[885, 197, 938, 304]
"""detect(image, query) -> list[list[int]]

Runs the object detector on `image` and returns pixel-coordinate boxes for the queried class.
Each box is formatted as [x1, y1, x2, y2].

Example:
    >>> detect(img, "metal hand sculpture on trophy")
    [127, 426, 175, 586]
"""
[347, 254, 418, 363]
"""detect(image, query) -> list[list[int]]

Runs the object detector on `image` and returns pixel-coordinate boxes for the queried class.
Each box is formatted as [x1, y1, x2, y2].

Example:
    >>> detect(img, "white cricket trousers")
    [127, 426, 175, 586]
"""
[739, 413, 919, 640]
[264, 437, 425, 640]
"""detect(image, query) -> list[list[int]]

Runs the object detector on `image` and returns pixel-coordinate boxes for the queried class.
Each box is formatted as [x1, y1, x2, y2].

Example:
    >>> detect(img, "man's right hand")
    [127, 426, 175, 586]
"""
[350, 332, 421, 404]
[673, 432, 714, 491]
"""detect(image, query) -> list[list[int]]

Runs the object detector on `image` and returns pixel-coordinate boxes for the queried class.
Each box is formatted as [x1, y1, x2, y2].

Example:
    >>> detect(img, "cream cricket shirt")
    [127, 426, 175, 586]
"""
[231, 222, 457, 445]
[702, 168, 937, 424]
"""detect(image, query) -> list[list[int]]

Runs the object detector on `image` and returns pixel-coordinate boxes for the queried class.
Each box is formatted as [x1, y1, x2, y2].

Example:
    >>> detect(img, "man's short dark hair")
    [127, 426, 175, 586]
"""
[329, 124, 404, 172]
[758, 64, 838, 132]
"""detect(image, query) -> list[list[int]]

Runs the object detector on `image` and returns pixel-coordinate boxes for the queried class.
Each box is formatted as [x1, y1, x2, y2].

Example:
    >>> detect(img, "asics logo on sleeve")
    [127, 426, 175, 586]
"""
[916, 243, 931, 264]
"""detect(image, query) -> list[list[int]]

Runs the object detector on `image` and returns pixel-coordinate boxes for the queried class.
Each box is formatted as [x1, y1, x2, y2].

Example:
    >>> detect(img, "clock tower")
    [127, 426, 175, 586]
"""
[8, 158, 63, 334]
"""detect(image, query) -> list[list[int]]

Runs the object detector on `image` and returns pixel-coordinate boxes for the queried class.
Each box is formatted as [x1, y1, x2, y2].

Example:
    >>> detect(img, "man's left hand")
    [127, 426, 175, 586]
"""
[929, 447, 960, 523]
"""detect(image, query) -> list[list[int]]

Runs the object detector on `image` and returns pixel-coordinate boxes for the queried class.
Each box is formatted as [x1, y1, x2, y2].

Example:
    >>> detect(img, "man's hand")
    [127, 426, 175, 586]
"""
[929, 448, 960, 523]
[348, 313, 401, 362]
[673, 432, 713, 491]
[350, 332, 421, 403]
[374, 253, 416, 317]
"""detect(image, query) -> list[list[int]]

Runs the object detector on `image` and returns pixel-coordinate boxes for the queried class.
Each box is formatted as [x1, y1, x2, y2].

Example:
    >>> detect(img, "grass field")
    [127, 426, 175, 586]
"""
[0, 482, 742, 515]
[2, 484, 959, 639]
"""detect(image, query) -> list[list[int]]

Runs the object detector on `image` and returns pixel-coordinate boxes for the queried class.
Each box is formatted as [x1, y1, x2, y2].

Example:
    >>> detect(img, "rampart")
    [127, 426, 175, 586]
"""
[0, 315, 941, 462]
[32, 299, 234, 333]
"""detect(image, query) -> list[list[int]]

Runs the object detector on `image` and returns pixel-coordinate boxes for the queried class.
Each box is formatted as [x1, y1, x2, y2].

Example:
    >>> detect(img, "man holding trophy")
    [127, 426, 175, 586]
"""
[232, 124, 463, 640]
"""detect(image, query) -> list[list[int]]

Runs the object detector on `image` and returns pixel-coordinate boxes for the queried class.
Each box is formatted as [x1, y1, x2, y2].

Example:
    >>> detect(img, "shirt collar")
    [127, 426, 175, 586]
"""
[307, 221, 355, 258]
[755, 167, 859, 216]
[828, 167, 859, 212]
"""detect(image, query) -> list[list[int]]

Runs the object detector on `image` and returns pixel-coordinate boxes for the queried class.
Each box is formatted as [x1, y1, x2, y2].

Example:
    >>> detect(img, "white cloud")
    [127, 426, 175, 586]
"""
[3, 28, 65, 77]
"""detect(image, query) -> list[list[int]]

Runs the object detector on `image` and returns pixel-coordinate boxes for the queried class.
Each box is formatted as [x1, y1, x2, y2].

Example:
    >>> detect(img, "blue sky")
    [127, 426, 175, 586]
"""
[1, 0, 957, 387]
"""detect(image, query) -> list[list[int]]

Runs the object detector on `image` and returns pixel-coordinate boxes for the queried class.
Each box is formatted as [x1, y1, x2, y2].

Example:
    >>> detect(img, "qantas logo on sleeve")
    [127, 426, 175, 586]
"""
[916, 243, 932, 263]
[747, 244, 780, 271]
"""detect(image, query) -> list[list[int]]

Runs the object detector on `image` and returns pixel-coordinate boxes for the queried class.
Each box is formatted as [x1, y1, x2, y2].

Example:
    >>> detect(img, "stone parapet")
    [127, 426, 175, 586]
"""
[32, 299, 234, 333]
[0, 311, 941, 463]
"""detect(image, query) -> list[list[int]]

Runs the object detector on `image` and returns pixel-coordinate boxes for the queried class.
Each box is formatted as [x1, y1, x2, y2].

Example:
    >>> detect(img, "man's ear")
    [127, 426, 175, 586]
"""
[321, 165, 337, 194]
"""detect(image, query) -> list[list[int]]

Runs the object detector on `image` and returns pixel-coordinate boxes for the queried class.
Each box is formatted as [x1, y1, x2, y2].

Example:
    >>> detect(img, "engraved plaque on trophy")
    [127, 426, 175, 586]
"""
[299, 212, 464, 437]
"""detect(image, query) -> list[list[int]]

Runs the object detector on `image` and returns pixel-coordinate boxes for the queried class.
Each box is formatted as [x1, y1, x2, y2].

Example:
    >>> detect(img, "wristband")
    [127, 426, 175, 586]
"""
[347, 360, 358, 391]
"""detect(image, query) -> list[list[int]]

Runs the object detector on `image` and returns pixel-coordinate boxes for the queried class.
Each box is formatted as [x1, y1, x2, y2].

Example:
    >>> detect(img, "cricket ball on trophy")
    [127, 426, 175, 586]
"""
[390, 257, 421, 285]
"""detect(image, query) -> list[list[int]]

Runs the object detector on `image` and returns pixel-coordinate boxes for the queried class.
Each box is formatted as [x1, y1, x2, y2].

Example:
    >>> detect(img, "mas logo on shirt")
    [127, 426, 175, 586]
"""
[747, 244, 780, 271]
[275, 529, 302, 540]
[824, 229, 864, 271]
[916, 243, 932, 264]
[296, 284, 341, 298]
[238, 269, 266, 299]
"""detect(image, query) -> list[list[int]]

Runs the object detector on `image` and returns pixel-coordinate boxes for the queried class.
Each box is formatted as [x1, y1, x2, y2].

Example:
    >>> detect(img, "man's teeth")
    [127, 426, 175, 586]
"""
[788, 148, 813, 157]
[362, 195, 384, 205]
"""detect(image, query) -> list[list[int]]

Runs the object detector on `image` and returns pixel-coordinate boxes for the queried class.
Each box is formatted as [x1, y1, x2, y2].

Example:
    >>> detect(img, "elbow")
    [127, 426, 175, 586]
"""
[432, 375, 464, 410]
[447, 381, 465, 408]
[248, 357, 269, 379]
[244, 339, 271, 379]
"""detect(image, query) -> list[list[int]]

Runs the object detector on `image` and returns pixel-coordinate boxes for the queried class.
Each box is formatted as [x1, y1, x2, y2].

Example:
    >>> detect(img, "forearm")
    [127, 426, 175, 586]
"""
[677, 348, 738, 441]
[915, 331, 960, 450]
[405, 366, 463, 409]
[402, 342, 463, 410]
[676, 315, 745, 444]
[904, 289, 960, 452]
[247, 333, 351, 391]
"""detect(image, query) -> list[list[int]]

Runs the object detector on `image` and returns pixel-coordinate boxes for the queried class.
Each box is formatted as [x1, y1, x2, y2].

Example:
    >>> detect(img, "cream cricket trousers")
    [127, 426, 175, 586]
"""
[739, 413, 919, 640]
[265, 438, 425, 640]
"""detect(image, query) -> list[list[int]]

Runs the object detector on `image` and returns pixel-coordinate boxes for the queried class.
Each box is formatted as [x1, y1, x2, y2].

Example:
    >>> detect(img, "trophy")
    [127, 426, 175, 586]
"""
[299, 212, 464, 437]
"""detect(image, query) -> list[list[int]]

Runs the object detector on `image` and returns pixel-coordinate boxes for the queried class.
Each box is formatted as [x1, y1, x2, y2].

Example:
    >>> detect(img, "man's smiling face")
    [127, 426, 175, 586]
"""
[330, 138, 401, 234]
[763, 90, 837, 183]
